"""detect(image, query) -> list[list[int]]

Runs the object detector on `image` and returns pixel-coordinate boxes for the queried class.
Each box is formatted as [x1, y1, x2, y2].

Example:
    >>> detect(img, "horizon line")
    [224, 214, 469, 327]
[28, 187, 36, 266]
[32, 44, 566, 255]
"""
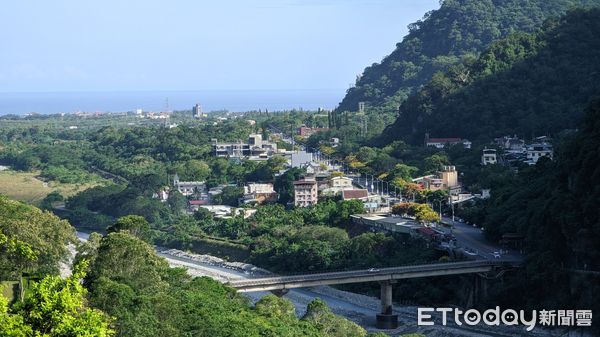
[0, 88, 348, 94]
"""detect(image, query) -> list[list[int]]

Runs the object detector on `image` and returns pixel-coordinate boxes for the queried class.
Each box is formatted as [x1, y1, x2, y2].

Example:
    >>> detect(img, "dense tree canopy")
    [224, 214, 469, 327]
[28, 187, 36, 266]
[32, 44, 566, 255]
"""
[337, 0, 600, 114]
[479, 97, 600, 319]
[381, 9, 600, 144]
[0, 262, 114, 337]
[81, 232, 376, 337]
[0, 196, 75, 280]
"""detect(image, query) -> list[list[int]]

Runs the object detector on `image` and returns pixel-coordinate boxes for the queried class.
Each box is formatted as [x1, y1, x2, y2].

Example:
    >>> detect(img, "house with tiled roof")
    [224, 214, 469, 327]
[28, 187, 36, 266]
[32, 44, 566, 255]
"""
[424, 133, 471, 149]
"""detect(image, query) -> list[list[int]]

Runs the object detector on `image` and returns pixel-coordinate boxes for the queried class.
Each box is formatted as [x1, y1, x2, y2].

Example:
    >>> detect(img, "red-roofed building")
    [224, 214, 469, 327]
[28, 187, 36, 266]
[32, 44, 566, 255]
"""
[297, 126, 328, 138]
[188, 199, 209, 212]
[424, 133, 471, 149]
[342, 189, 369, 201]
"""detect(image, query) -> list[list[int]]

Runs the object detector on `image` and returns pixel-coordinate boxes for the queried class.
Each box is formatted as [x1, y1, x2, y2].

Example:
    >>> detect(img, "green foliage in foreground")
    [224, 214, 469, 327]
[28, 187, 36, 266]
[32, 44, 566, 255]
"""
[81, 231, 374, 337]
[0, 195, 75, 281]
[0, 196, 396, 337]
[302, 298, 366, 337]
[0, 261, 114, 337]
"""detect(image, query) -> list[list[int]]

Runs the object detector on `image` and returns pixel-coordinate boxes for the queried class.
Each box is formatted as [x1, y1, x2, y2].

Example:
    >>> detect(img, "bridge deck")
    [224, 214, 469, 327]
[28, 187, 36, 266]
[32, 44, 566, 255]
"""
[228, 260, 519, 292]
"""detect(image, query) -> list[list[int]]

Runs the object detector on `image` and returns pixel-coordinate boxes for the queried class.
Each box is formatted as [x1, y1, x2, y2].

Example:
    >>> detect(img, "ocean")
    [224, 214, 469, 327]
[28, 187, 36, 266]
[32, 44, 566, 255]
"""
[0, 89, 345, 115]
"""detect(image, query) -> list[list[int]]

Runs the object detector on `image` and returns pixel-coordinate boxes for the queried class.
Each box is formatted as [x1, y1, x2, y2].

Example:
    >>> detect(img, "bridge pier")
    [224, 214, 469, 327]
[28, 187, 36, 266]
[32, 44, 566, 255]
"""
[467, 274, 488, 307]
[480, 275, 488, 299]
[376, 280, 398, 329]
[270, 289, 289, 297]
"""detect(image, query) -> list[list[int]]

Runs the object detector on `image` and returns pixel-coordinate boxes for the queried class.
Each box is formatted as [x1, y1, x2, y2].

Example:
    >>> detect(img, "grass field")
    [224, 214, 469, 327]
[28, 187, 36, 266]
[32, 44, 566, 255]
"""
[0, 170, 99, 206]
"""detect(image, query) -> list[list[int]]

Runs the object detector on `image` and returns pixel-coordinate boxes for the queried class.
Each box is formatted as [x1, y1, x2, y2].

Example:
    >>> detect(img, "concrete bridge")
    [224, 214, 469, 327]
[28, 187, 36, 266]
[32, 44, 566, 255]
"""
[227, 260, 519, 329]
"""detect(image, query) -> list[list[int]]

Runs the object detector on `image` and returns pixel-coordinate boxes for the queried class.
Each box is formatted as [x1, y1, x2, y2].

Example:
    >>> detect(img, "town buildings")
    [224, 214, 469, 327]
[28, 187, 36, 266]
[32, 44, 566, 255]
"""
[303, 162, 323, 175]
[196, 205, 257, 219]
[526, 142, 553, 164]
[424, 133, 472, 149]
[482, 148, 498, 165]
[293, 177, 318, 207]
[330, 176, 353, 189]
[495, 135, 525, 153]
[297, 126, 328, 138]
[172, 174, 207, 197]
[412, 166, 459, 193]
[289, 151, 313, 168]
[330, 137, 340, 147]
[342, 189, 369, 202]
[241, 183, 278, 204]
[212, 134, 278, 160]
[341, 189, 385, 213]
[494, 135, 553, 166]
[192, 103, 202, 118]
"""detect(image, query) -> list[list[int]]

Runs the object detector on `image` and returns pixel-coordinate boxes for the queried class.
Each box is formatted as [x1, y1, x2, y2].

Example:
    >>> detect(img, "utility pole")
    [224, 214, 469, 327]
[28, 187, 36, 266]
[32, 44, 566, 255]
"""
[164, 97, 171, 128]
[450, 196, 455, 222]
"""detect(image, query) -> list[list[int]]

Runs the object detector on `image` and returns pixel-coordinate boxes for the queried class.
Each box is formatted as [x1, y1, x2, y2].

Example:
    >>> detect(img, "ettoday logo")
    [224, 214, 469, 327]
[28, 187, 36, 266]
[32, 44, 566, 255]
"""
[417, 307, 592, 331]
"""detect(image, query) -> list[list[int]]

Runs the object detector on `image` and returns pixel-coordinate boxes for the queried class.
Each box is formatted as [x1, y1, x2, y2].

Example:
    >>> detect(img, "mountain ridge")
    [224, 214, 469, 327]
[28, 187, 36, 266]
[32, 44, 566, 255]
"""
[336, 0, 600, 115]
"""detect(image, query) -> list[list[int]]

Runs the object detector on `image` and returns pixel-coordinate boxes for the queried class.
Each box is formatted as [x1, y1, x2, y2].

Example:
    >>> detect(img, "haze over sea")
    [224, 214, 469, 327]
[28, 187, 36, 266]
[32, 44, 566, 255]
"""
[0, 89, 344, 115]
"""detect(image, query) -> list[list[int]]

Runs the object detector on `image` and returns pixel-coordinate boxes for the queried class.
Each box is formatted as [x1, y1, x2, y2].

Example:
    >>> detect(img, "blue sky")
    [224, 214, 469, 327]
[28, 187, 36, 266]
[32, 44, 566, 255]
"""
[0, 0, 439, 92]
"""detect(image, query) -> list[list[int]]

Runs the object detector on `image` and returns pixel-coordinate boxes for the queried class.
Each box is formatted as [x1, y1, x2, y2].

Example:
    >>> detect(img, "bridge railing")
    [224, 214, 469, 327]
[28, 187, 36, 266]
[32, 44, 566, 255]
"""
[229, 259, 520, 287]
[243, 258, 519, 279]
[264, 259, 460, 278]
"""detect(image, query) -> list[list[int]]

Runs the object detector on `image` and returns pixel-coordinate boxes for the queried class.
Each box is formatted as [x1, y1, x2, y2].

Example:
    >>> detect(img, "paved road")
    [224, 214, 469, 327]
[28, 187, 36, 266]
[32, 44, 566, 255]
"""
[442, 217, 523, 261]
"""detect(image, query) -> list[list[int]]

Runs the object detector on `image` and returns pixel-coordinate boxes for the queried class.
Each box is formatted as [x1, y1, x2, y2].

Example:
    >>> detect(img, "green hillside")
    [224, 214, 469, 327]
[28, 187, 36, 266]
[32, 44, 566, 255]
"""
[336, 0, 600, 115]
[481, 96, 600, 330]
[380, 8, 600, 144]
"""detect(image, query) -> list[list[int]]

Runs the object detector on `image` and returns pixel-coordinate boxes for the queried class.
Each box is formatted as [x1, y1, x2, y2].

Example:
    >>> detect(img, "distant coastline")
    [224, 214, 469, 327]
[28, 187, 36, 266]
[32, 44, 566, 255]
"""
[0, 89, 343, 115]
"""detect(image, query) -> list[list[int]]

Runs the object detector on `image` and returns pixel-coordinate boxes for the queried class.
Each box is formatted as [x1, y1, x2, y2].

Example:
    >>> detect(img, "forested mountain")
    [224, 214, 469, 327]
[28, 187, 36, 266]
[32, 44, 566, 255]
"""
[481, 96, 600, 326]
[337, 0, 600, 114]
[380, 8, 600, 144]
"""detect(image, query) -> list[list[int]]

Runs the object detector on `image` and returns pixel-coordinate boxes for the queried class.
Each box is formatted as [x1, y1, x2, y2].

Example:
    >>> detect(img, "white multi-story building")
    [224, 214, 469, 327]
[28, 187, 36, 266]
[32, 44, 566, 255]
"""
[482, 148, 498, 165]
[242, 183, 278, 204]
[526, 143, 553, 164]
[212, 134, 278, 160]
[172, 174, 207, 197]
[294, 177, 318, 207]
[192, 103, 202, 118]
